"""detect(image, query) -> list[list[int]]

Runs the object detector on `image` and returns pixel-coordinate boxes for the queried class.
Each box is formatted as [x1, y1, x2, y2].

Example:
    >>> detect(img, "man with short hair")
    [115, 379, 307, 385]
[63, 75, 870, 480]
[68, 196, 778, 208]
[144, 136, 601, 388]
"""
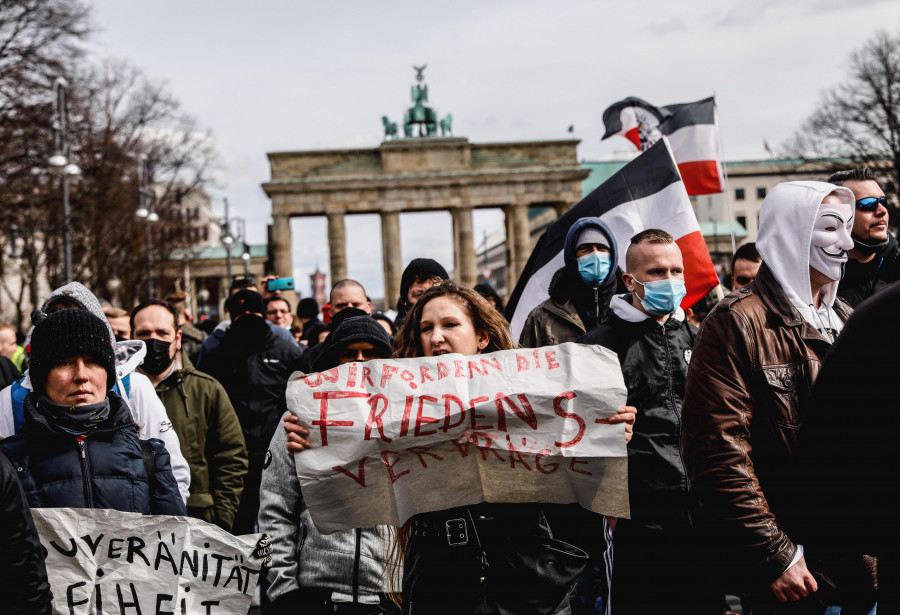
[830, 167, 900, 306]
[198, 277, 297, 362]
[265, 297, 293, 329]
[299, 280, 374, 373]
[731, 242, 762, 290]
[580, 229, 719, 615]
[103, 307, 131, 340]
[683, 181, 865, 611]
[131, 300, 248, 530]
[329, 279, 372, 317]
[0, 323, 26, 372]
[519, 217, 622, 347]
[198, 290, 305, 534]
[165, 291, 207, 365]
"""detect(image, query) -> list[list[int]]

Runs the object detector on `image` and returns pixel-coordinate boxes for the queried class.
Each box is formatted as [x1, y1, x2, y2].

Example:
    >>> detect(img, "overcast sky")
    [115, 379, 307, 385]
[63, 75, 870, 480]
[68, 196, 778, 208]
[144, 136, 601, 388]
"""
[88, 0, 899, 300]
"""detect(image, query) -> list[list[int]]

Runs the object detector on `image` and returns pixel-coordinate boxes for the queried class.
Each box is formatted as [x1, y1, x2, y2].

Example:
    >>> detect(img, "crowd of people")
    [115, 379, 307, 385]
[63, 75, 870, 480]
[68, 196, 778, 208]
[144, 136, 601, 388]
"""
[0, 168, 896, 614]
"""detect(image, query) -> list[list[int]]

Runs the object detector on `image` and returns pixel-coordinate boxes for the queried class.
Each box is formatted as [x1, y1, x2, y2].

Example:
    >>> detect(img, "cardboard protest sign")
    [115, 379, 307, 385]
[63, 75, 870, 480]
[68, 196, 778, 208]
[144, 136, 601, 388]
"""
[30, 508, 262, 615]
[287, 342, 630, 533]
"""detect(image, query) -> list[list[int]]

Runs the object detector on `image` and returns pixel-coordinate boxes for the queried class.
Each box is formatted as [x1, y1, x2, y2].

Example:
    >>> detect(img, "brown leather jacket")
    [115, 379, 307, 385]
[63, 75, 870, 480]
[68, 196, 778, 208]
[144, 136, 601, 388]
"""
[682, 264, 851, 586]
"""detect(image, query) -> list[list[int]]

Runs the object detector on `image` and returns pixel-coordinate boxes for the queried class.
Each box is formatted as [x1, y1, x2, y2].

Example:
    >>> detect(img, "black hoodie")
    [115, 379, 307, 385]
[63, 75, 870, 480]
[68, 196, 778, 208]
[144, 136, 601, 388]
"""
[838, 233, 900, 307]
[519, 217, 624, 347]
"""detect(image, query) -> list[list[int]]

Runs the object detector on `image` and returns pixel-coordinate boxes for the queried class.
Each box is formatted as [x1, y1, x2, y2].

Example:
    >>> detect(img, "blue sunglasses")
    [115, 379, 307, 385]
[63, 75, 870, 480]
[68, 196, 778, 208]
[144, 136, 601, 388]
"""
[856, 196, 887, 211]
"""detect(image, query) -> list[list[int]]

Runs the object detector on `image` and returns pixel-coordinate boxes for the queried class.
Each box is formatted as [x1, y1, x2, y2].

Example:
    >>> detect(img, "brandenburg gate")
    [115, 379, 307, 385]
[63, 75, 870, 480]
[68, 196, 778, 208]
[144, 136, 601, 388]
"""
[262, 69, 588, 303]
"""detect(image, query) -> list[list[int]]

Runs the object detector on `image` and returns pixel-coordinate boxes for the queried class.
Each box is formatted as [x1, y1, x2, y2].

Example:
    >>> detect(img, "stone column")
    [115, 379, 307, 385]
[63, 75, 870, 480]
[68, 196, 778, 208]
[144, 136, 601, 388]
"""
[271, 213, 298, 305]
[504, 205, 517, 295]
[451, 209, 462, 278]
[271, 213, 293, 279]
[327, 212, 347, 284]
[505, 203, 531, 291]
[554, 202, 571, 218]
[455, 206, 476, 287]
[381, 211, 402, 308]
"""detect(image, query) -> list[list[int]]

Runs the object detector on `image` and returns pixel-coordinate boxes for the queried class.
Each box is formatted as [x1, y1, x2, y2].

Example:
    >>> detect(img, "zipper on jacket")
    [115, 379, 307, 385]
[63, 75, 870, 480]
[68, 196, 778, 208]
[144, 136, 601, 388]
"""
[594, 287, 600, 324]
[352, 527, 362, 602]
[663, 324, 690, 491]
[76, 438, 94, 507]
[177, 381, 190, 418]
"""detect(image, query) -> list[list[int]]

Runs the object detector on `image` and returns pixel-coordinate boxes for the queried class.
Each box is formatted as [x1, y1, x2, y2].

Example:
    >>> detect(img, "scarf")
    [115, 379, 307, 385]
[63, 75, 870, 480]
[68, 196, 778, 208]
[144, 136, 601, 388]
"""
[37, 395, 111, 436]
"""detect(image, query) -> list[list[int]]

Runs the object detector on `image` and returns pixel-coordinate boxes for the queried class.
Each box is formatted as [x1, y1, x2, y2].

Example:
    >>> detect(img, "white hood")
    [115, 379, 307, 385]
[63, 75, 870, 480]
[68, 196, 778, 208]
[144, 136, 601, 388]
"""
[609, 293, 685, 324]
[756, 181, 855, 340]
[114, 339, 147, 378]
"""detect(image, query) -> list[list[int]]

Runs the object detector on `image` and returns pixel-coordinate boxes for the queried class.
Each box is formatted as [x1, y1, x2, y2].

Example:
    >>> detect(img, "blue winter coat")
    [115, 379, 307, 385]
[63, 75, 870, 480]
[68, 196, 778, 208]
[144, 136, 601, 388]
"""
[0, 392, 185, 515]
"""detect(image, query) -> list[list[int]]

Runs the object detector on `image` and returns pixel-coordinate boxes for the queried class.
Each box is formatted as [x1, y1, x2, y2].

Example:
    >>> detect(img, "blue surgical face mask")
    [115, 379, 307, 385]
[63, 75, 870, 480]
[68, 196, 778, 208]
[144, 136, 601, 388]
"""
[630, 276, 687, 316]
[577, 251, 612, 286]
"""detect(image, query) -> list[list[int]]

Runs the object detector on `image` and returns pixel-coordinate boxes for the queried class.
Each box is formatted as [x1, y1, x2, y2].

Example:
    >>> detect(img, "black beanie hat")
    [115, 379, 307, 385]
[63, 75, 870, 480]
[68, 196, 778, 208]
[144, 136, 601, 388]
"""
[29, 309, 117, 396]
[297, 298, 320, 319]
[227, 289, 266, 319]
[330, 306, 368, 327]
[313, 315, 393, 371]
[398, 258, 449, 305]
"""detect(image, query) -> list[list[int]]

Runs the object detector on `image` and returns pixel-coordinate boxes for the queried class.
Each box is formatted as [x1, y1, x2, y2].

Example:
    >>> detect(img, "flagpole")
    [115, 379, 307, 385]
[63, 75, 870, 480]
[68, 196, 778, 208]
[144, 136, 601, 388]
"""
[713, 93, 737, 255]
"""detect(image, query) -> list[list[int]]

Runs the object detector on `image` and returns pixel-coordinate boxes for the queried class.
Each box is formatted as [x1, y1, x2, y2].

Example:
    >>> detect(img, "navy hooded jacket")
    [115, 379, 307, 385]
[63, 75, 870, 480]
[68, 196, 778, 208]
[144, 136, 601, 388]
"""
[0, 392, 185, 515]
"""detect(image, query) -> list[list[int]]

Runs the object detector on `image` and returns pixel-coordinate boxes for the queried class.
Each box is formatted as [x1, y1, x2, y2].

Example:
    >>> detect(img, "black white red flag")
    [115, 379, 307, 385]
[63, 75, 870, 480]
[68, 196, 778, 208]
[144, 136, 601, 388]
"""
[506, 138, 720, 340]
[602, 96, 725, 196]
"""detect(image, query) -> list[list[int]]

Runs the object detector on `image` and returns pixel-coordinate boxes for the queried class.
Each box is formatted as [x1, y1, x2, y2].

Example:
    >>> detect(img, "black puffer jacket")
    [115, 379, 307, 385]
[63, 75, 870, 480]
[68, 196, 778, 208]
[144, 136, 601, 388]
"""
[0, 453, 51, 614]
[579, 295, 697, 523]
[198, 315, 305, 455]
[838, 233, 900, 307]
[0, 392, 185, 515]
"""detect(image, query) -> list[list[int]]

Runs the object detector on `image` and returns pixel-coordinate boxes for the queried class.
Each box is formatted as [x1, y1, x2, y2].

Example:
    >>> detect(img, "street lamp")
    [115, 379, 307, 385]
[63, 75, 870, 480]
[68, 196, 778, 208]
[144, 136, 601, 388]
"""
[241, 245, 251, 276]
[232, 217, 249, 277]
[220, 200, 249, 284]
[221, 198, 234, 283]
[135, 155, 159, 297]
[49, 77, 81, 284]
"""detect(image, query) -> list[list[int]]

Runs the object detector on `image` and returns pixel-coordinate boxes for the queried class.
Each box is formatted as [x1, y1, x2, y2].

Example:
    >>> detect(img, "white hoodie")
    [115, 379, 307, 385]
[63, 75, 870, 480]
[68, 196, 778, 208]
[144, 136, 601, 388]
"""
[756, 181, 855, 341]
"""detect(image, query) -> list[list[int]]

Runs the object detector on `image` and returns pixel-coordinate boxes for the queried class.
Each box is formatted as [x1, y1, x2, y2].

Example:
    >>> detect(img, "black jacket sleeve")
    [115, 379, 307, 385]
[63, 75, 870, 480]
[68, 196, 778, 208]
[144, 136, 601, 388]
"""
[0, 355, 20, 390]
[0, 453, 52, 614]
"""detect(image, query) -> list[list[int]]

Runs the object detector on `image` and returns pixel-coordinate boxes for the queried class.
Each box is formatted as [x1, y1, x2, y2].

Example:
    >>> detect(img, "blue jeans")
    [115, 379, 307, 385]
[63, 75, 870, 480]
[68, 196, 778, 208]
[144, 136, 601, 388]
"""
[823, 606, 877, 615]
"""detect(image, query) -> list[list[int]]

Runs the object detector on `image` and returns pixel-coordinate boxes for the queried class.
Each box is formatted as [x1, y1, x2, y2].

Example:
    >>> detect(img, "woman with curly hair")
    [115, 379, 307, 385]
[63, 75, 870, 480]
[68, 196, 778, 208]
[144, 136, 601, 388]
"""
[395, 281, 634, 614]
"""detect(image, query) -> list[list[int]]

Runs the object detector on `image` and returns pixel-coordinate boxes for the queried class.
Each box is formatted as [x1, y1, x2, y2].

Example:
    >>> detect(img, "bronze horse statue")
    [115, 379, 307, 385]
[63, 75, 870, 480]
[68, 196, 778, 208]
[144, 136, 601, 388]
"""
[382, 115, 399, 139]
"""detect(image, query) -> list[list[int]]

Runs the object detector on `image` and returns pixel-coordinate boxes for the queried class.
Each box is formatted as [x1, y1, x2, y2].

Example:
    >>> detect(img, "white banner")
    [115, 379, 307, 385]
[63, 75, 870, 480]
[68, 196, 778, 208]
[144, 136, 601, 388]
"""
[287, 343, 630, 533]
[31, 508, 261, 615]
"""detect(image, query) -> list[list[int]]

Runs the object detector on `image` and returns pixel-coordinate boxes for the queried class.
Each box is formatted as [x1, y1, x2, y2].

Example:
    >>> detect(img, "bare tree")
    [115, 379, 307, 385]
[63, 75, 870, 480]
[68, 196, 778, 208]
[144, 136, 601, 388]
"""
[0, 0, 90, 111]
[63, 58, 218, 307]
[785, 29, 900, 221]
[0, 0, 90, 329]
[0, 6, 217, 325]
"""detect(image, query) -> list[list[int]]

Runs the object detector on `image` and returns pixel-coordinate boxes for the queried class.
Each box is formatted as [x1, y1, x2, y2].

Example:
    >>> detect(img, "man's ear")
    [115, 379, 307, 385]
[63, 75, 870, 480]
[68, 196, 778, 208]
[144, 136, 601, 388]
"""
[622, 272, 637, 293]
[175, 330, 183, 351]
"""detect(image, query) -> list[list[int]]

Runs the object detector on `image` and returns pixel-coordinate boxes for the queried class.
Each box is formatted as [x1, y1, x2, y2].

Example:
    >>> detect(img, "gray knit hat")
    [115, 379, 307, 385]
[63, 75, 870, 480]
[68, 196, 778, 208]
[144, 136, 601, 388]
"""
[24, 282, 116, 349]
[575, 226, 610, 250]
